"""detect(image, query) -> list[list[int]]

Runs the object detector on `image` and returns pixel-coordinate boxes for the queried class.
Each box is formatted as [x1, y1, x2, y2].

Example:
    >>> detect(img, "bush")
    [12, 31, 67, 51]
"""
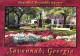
[64, 25, 70, 28]
[73, 25, 76, 29]
[45, 25, 49, 28]
[20, 24, 26, 27]
[34, 21, 38, 24]
[30, 25, 37, 28]
[70, 25, 76, 30]
[53, 25, 56, 27]
[42, 25, 45, 28]
[5, 24, 7, 27]
[8, 25, 20, 29]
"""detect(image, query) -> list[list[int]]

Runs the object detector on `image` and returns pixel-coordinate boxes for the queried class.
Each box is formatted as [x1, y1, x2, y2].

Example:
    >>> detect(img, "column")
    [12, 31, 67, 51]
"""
[51, 19, 54, 25]
[57, 19, 59, 27]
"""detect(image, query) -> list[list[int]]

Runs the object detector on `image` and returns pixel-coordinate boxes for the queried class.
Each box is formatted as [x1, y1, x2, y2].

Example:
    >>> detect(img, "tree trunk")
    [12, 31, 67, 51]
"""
[5, 16, 7, 24]
[61, 13, 67, 28]
[8, 9, 9, 28]
[18, 16, 20, 24]
[63, 15, 66, 27]
[27, 14, 28, 19]
[17, 14, 23, 24]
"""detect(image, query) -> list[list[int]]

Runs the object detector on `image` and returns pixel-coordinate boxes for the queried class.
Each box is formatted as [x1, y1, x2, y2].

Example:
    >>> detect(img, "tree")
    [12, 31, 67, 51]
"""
[5, 7, 76, 28]
[5, 7, 40, 24]
[45, 7, 76, 27]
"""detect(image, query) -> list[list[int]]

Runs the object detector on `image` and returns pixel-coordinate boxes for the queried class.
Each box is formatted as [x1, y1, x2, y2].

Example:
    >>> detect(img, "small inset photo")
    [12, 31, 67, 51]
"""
[5, 7, 76, 47]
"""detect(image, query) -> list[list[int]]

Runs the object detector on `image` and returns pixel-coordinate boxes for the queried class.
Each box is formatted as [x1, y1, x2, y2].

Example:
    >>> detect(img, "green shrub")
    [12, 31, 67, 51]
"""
[8, 25, 20, 29]
[73, 26, 76, 29]
[42, 25, 50, 28]
[64, 25, 70, 28]
[42, 25, 45, 28]
[61, 38, 68, 40]
[45, 25, 49, 28]
[53, 25, 56, 27]
[30, 25, 37, 28]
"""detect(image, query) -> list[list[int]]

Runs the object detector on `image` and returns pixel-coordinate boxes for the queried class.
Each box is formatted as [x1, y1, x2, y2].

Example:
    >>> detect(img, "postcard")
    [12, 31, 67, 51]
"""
[0, 0, 79, 56]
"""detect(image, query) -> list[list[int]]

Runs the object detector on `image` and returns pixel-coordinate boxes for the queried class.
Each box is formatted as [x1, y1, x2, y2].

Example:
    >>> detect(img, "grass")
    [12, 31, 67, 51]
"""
[5, 25, 76, 35]
[72, 29, 76, 31]
[52, 30, 76, 35]
[5, 29, 76, 36]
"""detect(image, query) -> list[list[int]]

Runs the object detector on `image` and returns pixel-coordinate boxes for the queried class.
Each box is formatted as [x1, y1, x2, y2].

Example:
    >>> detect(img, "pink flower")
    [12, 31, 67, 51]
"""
[70, 38, 74, 40]
[59, 33, 64, 36]
[34, 42, 41, 47]
[26, 43, 33, 47]
[5, 32, 17, 35]
[24, 23, 28, 25]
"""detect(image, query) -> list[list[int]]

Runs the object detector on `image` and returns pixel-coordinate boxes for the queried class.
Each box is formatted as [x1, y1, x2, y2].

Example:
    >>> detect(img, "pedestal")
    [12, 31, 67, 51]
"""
[39, 19, 42, 27]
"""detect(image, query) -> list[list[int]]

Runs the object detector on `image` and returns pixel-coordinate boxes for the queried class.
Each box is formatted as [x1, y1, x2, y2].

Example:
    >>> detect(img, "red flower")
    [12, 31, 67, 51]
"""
[34, 42, 41, 47]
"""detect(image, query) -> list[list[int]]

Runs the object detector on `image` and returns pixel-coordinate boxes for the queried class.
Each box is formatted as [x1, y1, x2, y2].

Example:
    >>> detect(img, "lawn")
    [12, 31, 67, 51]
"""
[5, 25, 76, 35]
[5, 29, 76, 36]
[52, 30, 76, 35]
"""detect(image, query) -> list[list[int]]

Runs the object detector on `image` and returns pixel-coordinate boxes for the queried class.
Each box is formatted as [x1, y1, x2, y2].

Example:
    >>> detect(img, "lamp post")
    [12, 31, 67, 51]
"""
[39, 12, 42, 27]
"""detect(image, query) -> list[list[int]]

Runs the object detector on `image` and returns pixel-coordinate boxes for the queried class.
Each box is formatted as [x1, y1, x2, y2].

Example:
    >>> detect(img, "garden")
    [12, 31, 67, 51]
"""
[5, 30, 76, 47]
[5, 7, 76, 47]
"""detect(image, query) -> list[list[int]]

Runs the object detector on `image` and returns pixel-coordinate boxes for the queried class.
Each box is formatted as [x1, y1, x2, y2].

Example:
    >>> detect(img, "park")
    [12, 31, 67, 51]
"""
[5, 7, 76, 47]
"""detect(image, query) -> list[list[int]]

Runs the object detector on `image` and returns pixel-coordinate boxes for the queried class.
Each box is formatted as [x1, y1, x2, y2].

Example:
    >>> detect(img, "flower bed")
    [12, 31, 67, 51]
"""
[5, 31, 76, 47]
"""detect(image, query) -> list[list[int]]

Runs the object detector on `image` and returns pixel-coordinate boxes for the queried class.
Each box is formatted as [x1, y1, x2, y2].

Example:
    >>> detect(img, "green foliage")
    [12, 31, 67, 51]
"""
[70, 25, 76, 30]
[50, 7, 76, 19]
[72, 29, 76, 31]
[45, 25, 49, 28]
[30, 25, 37, 28]
[42, 25, 50, 28]
[61, 38, 68, 40]
[5, 7, 76, 27]
[63, 25, 70, 28]
[42, 25, 45, 28]
[52, 30, 76, 35]
[73, 26, 76, 29]
[8, 25, 20, 29]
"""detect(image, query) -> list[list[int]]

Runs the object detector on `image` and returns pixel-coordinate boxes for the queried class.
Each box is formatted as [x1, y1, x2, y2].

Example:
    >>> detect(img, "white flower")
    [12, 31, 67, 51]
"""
[5, 32, 54, 44]
[56, 36, 62, 39]
[56, 34, 76, 41]
[42, 36, 49, 40]
[5, 35, 8, 37]
[47, 35, 53, 39]
[36, 35, 42, 39]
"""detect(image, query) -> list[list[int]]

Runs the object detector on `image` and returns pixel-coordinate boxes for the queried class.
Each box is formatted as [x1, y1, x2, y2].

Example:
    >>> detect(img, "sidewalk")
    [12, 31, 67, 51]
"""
[52, 27, 70, 31]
